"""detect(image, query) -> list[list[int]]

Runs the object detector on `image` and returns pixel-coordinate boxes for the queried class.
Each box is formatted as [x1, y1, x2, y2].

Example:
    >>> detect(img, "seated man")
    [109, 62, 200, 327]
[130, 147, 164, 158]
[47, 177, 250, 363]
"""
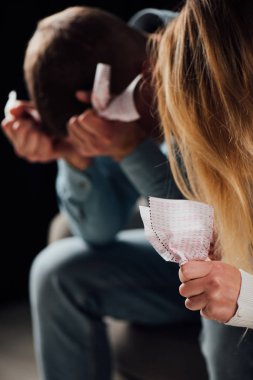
[2, 6, 198, 380]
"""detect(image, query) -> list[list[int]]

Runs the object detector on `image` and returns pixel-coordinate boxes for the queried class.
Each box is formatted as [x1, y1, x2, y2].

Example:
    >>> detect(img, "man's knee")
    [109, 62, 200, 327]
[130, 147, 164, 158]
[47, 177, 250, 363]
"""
[29, 237, 116, 312]
[29, 238, 89, 309]
[30, 242, 63, 312]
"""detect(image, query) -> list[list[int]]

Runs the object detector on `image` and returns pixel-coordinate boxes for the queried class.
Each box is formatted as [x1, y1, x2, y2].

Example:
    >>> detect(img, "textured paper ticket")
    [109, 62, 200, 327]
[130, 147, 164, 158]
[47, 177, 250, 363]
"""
[140, 197, 214, 265]
[91, 63, 141, 122]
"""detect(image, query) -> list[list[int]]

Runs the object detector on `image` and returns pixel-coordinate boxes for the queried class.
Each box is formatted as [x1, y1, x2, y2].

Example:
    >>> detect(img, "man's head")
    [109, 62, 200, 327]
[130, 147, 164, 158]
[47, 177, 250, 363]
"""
[24, 6, 147, 137]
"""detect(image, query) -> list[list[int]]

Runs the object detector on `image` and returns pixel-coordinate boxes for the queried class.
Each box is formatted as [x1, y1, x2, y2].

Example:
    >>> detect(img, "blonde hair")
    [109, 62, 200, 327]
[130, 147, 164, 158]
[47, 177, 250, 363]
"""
[154, 0, 253, 271]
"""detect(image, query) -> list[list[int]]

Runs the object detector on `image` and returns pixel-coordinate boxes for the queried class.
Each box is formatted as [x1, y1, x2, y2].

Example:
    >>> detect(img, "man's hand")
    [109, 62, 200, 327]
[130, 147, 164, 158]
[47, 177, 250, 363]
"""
[1, 100, 90, 170]
[74, 79, 162, 159]
[179, 260, 241, 323]
[67, 108, 146, 161]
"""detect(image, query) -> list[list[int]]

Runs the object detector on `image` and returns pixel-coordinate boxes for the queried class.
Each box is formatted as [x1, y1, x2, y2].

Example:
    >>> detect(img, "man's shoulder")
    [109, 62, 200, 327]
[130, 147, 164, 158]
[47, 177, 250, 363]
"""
[128, 8, 178, 33]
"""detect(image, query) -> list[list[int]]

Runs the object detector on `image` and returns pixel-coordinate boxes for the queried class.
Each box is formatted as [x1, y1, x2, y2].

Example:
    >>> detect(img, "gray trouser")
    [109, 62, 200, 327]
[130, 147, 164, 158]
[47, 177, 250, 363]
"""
[30, 229, 252, 380]
[201, 318, 253, 379]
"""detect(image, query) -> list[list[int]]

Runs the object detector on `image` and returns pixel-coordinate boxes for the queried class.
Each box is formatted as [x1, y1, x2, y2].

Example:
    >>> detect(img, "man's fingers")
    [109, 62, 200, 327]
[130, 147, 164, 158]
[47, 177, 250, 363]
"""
[77, 111, 112, 142]
[68, 119, 90, 151]
[68, 116, 106, 155]
[68, 117, 88, 145]
[2, 118, 54, 161]
[9, 101, 34, 118]
[75, 90, 92, 104]
[1, 119, 16, 141]
[14, 126, 31, 154]
[21, 130, 41, 157]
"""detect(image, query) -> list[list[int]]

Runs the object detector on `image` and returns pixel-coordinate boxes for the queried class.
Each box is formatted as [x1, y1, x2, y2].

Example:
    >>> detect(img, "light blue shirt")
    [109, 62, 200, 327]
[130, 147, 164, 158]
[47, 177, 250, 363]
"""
[56, 10, 181, 246]
[56, 139, 182, 245]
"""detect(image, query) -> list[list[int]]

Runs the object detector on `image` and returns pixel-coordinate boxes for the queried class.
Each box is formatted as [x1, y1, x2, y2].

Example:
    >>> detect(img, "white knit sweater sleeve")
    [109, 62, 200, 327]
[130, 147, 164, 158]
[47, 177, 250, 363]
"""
[225, 269, 253, 329]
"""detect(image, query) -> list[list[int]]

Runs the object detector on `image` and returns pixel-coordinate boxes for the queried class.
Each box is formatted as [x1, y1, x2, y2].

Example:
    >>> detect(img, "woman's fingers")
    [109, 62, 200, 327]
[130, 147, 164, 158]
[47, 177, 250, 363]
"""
[179, 261, 241, 323]
[185, 293, 206, 311]
[179, 277, 206, 298]
[179, 261, 212, 282]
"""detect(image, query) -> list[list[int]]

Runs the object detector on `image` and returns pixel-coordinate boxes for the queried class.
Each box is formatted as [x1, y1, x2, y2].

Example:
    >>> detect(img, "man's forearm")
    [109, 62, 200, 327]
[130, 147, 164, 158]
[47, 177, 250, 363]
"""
[56, 158, 139, 245]
[120, 139, 183, 199]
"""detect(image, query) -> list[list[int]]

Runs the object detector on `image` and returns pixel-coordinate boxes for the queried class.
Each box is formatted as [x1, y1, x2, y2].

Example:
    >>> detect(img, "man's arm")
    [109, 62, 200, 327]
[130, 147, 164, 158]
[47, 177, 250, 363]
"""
[1, 101, 139, 245]
[56, 158, 139, 245]
[120, 139, 183, 199]
[119, 8, 182, 199]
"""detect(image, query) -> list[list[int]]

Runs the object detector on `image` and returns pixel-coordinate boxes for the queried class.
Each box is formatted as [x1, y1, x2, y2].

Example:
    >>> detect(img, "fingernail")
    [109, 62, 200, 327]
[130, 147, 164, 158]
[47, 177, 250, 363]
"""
[12, 121, 20, 130]
[78, 113, 87, 122]
[68, 116, 77, 125]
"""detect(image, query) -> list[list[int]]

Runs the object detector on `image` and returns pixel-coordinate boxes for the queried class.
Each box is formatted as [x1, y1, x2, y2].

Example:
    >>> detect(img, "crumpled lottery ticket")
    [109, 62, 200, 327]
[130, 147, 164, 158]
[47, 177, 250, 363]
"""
[91, 63, 142, 122]
[4, 90, 40, 122]
[5, 63, 141, 124]
[139, 197, 214, 265]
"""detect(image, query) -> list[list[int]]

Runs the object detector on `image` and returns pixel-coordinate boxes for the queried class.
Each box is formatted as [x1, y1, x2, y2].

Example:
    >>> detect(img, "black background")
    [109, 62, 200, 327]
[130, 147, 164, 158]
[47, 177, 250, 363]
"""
[0, 0, 181, 303]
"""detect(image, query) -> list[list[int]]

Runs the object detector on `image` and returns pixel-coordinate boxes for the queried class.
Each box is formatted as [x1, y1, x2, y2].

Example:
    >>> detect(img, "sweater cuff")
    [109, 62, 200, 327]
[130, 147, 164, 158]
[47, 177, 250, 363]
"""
[225, 269, 253, 329]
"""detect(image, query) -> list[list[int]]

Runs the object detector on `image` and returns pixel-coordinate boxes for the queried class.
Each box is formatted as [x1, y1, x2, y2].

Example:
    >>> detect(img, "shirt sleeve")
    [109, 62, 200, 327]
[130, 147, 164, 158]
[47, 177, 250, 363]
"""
[56, 158, 139, 245]
[120, 139, 183, 199]
[225, 269, 253, 329]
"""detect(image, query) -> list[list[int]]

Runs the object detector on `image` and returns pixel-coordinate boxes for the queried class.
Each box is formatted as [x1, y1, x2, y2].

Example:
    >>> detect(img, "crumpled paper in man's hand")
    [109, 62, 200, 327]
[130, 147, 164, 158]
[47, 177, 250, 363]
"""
[4, 90, 41, 122]
[5, 63, 141, 124]
[91, 63, 142, 122]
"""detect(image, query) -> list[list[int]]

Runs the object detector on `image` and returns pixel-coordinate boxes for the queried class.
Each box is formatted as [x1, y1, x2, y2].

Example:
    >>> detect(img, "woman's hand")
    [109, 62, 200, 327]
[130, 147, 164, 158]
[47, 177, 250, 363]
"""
[179, 260, 241, 323]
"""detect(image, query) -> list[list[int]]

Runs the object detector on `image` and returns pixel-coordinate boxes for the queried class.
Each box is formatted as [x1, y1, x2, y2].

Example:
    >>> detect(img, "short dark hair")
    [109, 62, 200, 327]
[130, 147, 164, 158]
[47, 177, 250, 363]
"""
[24, 6, 146, 137]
